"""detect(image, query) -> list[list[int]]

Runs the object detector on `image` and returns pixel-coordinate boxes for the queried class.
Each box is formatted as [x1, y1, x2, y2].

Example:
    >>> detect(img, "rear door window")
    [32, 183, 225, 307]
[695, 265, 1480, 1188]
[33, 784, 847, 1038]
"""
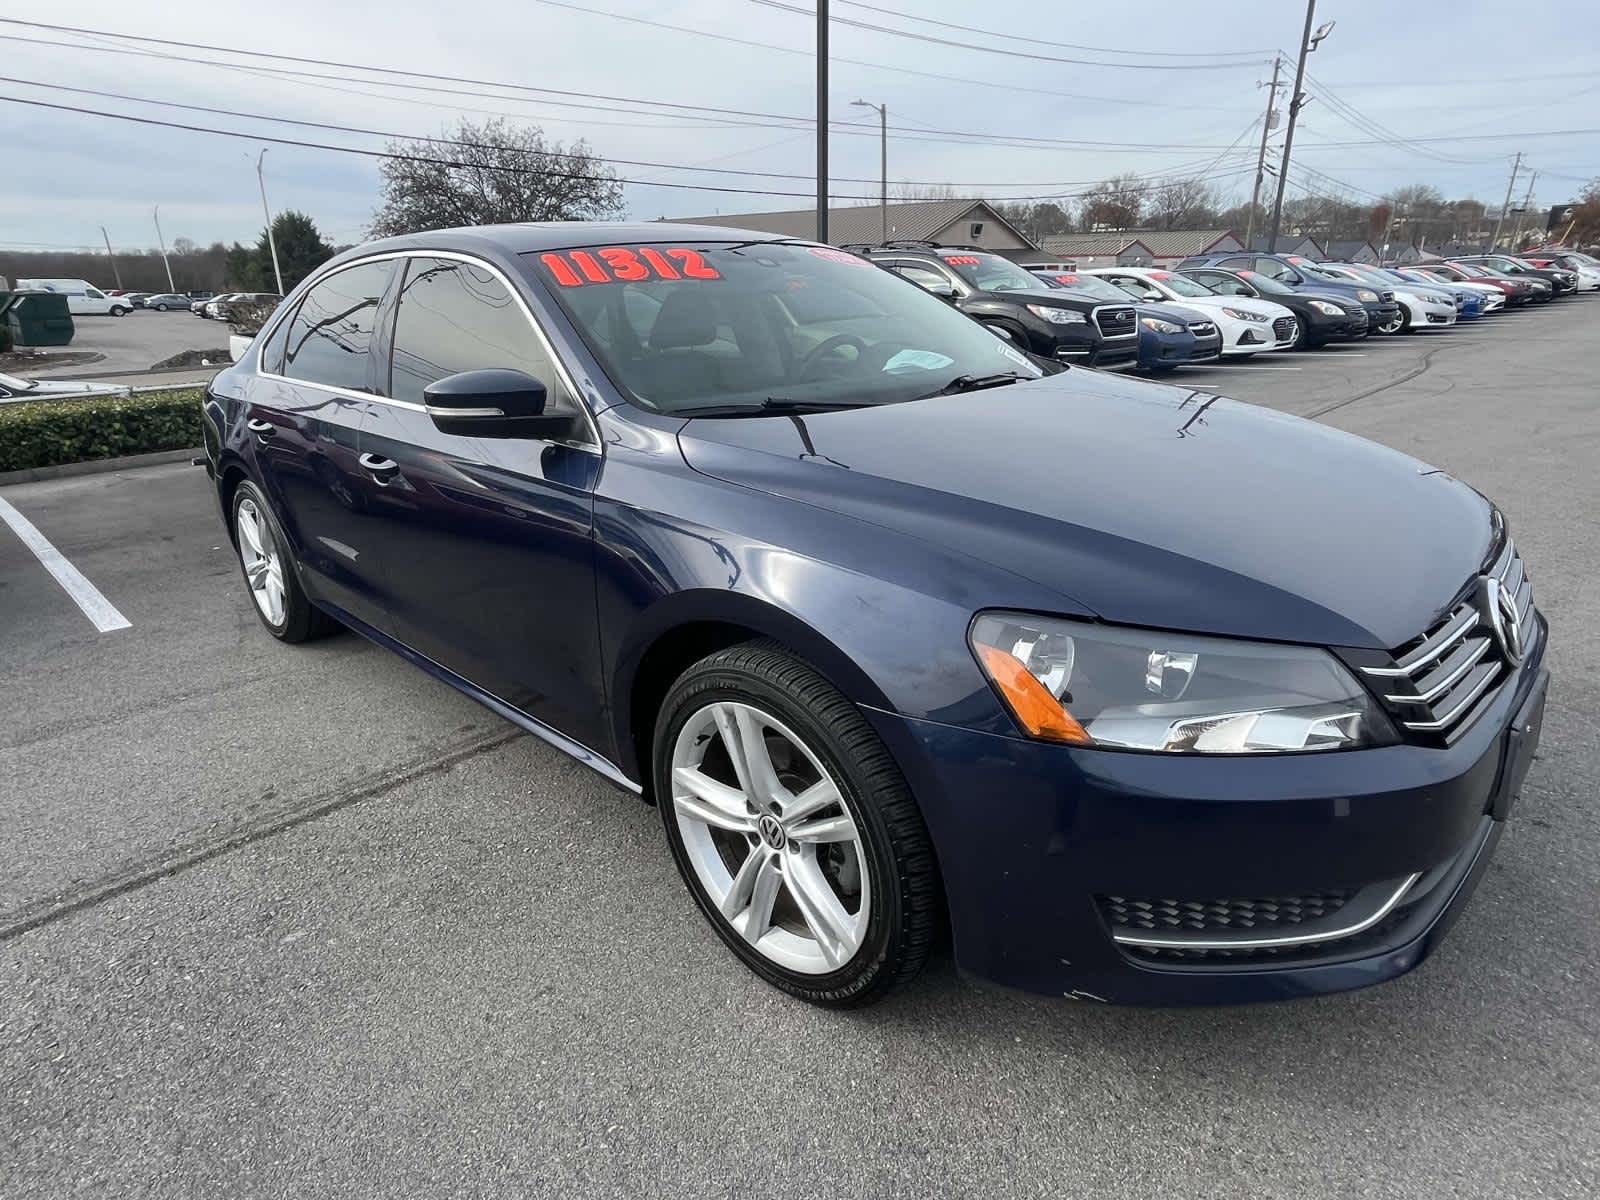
[282, 260, 396, 392]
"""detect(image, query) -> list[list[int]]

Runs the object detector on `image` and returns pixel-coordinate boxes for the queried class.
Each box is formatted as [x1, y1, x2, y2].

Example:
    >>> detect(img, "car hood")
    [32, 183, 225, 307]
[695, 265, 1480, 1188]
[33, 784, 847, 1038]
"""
[1174, 294, 1295, 320]
[678, 371, 1494, 650]
[1138, 301, 1213, 326]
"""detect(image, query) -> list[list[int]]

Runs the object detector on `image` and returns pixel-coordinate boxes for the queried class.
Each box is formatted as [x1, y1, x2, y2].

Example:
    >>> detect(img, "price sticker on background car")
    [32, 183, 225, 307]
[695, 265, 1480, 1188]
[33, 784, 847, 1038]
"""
[538, 246, 721, 287]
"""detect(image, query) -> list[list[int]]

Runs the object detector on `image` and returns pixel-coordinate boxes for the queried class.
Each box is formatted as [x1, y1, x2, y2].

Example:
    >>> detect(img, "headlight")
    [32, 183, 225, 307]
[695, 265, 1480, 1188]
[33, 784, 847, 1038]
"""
[1356, 289, 1379, 302]
[969, 612, 1395, 753]
[1027, 304, 1087, 325]
[1221, 307, 1266, 322]
[1140, 316, 1183, 334]
[1427, 293, 1451, 306]
[1308, 299, 1343, 315]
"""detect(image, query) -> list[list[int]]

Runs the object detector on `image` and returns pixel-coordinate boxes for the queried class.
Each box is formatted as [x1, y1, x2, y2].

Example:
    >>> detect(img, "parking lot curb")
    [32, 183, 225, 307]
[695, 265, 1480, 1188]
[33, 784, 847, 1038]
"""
[0, 447, 203, 487]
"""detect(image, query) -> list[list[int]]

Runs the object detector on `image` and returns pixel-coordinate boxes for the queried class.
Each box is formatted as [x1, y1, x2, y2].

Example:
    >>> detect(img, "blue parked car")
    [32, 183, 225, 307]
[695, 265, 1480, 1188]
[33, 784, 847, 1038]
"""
[204, 224, 1549, 1008]
[1372, 266, 1482, 319]
[1032, 269, 1222, 370]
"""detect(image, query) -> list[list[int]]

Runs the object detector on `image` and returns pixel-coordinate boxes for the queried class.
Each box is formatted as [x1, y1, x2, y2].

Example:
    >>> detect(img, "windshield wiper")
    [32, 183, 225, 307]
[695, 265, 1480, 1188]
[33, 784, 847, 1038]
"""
[920, 371, 1026, 399]
[683, 396, 878, 418]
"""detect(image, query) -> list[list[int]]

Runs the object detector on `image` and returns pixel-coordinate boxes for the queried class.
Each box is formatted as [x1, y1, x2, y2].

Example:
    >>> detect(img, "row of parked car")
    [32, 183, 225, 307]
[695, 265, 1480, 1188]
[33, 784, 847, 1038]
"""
[845, 243, 1597, 372]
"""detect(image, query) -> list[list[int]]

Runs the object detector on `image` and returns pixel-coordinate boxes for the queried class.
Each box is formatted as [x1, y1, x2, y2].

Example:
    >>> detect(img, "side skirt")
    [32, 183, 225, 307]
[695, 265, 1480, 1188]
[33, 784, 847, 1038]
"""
[317, 600, 643, 797]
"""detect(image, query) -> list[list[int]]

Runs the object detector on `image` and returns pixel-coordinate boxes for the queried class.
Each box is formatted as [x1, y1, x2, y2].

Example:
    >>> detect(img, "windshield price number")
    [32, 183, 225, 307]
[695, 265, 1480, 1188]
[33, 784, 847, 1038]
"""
[539, 247, 721, 287]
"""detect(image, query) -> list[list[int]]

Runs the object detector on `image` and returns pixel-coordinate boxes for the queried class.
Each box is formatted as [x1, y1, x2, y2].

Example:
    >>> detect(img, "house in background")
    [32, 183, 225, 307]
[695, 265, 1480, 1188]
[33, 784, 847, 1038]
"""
[1377, 243, 1426, 265]
[666, 198, 1036, 252]
[1324, 240, 1381, 264]
[1132, 229, 1245, 267]
[1026, 232, 1156, 268]
[1248, 234, 1325, 259]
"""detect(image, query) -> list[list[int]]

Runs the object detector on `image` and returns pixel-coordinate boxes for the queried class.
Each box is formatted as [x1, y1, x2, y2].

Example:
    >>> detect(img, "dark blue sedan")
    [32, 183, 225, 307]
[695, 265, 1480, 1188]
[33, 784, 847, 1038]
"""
[1033, 270, 1222, 370]
[203, 224, 1549, 1007]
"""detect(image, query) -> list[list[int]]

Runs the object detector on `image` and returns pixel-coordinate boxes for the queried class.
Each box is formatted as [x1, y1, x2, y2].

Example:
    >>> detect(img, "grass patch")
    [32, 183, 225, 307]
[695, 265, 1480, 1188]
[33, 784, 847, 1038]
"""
[0, 387, 205, 473]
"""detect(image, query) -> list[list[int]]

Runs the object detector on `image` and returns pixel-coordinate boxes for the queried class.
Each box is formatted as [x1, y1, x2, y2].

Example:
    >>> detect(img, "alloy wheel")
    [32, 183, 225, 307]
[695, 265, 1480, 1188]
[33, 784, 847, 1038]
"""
[235, 497, 287, 627]
[670, 701, 870, 975]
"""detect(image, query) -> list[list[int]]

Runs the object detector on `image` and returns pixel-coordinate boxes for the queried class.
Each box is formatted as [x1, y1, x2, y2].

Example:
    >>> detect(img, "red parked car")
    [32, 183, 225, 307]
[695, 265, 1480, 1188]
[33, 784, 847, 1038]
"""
[1427, 261, 1543, 306]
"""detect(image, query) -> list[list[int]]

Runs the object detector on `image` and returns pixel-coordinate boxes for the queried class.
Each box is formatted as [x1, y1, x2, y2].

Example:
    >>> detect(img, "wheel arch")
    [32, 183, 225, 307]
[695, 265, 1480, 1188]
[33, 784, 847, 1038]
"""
[614, 591, 897, 801]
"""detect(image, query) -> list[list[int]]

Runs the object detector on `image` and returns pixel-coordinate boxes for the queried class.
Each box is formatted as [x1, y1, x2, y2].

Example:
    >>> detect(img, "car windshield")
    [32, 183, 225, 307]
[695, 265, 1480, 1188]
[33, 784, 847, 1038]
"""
[533, 240, 1044, 415]
[1236, 272, 1293, 296]
[939, 252, 1051, 293]
[1041, 273, 1129, 302]
[1296, 262, 1352, 282]
[1143, 271, 1215, 298]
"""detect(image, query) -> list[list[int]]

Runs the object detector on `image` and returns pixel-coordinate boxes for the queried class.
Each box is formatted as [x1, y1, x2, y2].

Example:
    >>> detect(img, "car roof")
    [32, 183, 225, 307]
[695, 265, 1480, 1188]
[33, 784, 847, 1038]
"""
[337, 222, 792, 260]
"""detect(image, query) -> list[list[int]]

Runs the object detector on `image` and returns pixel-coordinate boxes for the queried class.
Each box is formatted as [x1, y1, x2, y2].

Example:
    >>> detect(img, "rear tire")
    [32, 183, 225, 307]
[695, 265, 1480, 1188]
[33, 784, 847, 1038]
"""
[230, 480, 339, 643]
[653, 640, 940, 1007]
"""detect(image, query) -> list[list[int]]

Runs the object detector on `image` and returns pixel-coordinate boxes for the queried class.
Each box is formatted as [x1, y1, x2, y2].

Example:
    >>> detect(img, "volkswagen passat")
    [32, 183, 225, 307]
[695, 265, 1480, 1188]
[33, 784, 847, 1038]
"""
[203, 224, 1549, 1007]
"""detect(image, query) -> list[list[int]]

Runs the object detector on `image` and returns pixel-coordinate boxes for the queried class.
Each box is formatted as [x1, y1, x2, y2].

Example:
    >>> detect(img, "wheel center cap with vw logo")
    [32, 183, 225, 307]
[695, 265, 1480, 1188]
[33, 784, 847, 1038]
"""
[1480, 575, 1525, 666]
[757, 813, 787, 851]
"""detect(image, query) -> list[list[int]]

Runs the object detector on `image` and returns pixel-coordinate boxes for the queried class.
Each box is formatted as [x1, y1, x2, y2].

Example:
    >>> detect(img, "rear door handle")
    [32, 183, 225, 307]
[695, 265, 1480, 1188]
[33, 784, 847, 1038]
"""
[359, 452, 400, 481]
[246, 418, 275, 437]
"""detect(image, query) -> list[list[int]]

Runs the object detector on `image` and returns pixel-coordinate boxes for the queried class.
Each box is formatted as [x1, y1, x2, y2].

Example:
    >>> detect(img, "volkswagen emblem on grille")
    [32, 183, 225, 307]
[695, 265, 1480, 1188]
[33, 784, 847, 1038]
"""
[1480, 575, 1525, 666]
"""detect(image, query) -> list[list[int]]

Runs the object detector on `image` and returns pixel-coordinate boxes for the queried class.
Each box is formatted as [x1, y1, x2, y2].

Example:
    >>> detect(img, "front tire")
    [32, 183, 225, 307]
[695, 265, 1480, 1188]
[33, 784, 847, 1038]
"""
[653, 641, 940, 1007]
[230, 480, 338, 643]
[111, 306, 129, 317]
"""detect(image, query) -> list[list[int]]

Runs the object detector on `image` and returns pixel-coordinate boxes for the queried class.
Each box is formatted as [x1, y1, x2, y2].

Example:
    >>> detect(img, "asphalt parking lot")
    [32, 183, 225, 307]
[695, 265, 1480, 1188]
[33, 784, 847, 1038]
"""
[3, 301, 1597, 1197]
[22, 307, 230, 379]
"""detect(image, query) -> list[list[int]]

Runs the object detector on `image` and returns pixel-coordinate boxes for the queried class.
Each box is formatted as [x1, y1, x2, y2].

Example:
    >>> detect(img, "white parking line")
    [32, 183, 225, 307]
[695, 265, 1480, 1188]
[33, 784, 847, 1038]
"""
[0, 494, 131, 633]
[1188, 364, 1305, 371]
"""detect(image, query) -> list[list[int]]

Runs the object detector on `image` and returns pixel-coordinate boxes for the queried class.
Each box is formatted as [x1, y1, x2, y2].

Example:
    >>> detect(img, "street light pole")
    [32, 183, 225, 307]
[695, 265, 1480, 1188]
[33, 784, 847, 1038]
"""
[1244, 55, 1283, 249]
[257, 149, 285, 294]
[816, 0, 829, 243]
[100, 225, 123, 289]
[1267, 1, 1334, 253]
[852, 99, 887, 242]
[152, 205, 175, 292]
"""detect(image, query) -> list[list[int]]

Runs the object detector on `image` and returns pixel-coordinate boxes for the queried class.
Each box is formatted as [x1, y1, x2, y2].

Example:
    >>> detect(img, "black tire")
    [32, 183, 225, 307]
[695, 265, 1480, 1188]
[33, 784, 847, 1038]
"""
[111, 306, 128, 317]
[230, 480, 339, 643]
[1399, 306, 1415, 334]
[153, 303, 168, 312]
[653, 640, 940, 1007]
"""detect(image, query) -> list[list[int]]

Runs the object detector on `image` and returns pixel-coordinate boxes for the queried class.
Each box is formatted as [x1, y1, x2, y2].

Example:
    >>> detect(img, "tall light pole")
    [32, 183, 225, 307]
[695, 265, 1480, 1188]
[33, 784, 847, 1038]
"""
[152, 205, 176, 292]
[257, 149, 285, 294]
[851, 99, 887, 242]
[816, 0, 829, 242]
[100, 225, 123, 289]
[1267, 2, 1335, 252]
[1489, 152, 1523, 252]
[1244, 55, 1283, 248]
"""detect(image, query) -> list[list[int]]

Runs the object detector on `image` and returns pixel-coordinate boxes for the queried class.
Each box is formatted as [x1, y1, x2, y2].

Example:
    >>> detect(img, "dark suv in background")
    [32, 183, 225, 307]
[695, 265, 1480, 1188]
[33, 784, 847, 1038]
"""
[852, 243, 1139, 367]
[1181, 251, 1401, 333]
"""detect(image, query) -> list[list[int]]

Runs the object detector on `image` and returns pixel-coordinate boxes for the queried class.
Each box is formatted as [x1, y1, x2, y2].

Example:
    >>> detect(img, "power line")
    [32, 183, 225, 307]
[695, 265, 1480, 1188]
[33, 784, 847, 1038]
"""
[747, 0, 1270, 70]
[834, 0, 1274, 58]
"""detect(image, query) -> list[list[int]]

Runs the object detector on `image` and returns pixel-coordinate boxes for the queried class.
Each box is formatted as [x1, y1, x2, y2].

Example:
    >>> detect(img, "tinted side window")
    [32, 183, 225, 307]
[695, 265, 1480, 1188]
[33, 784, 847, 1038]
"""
[1198, 272, 1250, 296]
[1254, 257, 1294, 280]
[891, 264, 952, 291]
[1216, 256, 1252, 270]
[282, 260, 394, 391]
[390, 257, 568, 406]
[258, 306, 293, 375]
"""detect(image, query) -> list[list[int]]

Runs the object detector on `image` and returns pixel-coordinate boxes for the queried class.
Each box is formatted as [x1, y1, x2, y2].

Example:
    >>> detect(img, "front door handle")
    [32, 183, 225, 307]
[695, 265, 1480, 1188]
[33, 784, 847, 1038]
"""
[358, 452, 400, 482]
[246, 418, 275, 437]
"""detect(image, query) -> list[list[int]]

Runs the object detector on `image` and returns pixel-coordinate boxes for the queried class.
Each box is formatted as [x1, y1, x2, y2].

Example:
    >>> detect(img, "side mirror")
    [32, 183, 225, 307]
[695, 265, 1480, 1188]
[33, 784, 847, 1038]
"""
[908, 275, 957, 302]
[1143, 290, 1163, 302]
[422, 368, 578, 440]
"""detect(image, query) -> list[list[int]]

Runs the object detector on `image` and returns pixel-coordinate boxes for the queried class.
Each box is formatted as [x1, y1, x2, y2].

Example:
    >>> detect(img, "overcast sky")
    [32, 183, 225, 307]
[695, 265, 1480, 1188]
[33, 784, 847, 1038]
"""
[5, 0, 1599, 253]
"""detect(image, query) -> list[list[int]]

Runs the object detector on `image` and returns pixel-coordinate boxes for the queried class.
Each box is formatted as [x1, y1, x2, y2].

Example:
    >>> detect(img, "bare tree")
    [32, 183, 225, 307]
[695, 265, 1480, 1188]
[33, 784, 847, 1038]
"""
[887, 182, 959, 201]
[1080, 174, 1150, 231]
[993, 201, 1074, 242]
[1146, 177, 1219, 230]
[371, 118, 623, 237]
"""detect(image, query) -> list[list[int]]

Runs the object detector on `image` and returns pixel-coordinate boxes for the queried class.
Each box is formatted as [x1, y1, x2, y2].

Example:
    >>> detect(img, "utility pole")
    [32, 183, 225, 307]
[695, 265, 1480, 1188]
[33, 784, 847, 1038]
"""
[100, 226, 123, 289]
[1267, 1, 1334, 252]
[1488, 152, 1522, 252]
[1507, 170, 1538, 251]
[816, 0, 829, 243]
[1244, 55, 1283, 248]
[851, 99, 887, 242]
[257, 149, 285, 295]
[152, 205, 175, 292]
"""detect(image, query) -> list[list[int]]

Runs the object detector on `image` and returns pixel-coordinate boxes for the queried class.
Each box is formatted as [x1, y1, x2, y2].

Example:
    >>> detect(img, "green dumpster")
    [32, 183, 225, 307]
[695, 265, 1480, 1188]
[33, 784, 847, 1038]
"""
[4, 290, 76, 347]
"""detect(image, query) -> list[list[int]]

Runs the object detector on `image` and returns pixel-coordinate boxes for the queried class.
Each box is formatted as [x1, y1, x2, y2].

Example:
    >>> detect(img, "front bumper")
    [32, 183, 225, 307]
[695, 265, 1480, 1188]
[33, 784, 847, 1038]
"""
[865, 623, 1548, 1006]
[1137, 327, 1222, 369]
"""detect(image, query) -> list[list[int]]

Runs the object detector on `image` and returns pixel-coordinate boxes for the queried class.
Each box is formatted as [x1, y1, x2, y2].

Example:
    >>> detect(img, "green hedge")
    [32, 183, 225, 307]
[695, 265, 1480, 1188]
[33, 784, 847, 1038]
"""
[0, 387, 205, 472]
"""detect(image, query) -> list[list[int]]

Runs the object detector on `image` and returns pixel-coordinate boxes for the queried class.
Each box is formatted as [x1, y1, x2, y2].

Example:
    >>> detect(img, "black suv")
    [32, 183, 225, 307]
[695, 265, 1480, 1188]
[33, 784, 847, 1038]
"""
[850, 242, 1139, 367]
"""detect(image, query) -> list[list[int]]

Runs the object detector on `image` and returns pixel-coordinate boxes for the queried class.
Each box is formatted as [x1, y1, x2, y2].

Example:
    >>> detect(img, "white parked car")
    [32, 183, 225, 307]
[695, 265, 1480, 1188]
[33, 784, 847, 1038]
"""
[0, 371, 131, 404]
[1082, 267, 1299, 356]
[1312, 263, 1456, 333]
[14, 278, 132, 317]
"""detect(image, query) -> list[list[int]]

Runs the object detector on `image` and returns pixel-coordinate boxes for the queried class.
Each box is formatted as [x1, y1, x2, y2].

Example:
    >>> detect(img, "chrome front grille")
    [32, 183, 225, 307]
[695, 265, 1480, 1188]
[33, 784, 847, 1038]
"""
[1093, 305, 1138, 339]
[1361, 539, 1535, 741]
[1189, 321, 1217, 338]
[1272, 316, 1297, 341]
